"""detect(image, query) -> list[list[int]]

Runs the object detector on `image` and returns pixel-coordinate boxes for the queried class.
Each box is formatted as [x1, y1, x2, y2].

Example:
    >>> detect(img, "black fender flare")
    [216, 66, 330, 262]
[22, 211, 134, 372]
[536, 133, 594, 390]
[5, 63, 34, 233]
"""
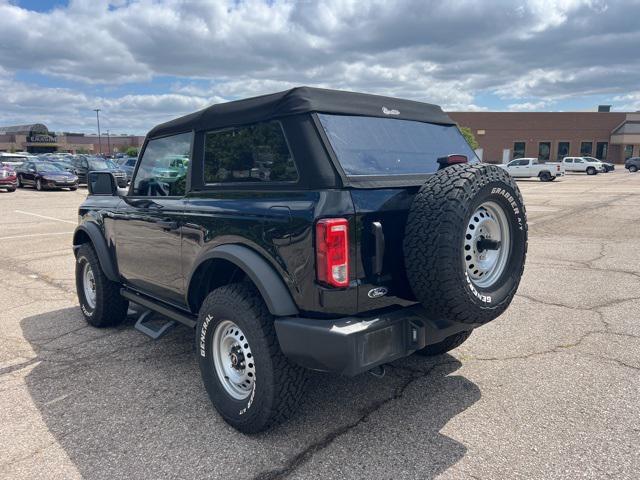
[187, 244, 299, 317]
[72, 223, 120, 282]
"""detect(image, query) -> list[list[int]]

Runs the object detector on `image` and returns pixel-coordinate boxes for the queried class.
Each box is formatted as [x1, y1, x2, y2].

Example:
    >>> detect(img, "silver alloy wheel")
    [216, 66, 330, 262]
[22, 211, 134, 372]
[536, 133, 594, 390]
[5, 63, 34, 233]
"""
[464, 201, 511, 289]
[82, 261, 97, 309]
[212, 320, 256, 400]
[36, 179, 42, 190]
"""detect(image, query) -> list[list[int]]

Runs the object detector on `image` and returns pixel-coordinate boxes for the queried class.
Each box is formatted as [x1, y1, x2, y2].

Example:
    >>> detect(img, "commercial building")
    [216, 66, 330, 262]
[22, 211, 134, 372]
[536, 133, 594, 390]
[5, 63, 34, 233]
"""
[448, 110, 640, 164]
[0, 124, 145, 154]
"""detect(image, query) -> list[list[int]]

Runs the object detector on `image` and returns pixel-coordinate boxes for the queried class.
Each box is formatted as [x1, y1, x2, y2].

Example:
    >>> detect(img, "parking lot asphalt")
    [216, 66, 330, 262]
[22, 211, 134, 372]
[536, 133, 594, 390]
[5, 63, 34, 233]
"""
[0, 170, 638, 479]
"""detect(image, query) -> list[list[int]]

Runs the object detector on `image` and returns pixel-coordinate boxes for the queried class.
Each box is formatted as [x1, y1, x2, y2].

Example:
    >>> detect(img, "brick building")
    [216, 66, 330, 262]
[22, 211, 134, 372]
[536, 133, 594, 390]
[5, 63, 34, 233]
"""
[0, 123, 145, 154]
[448, 110, 640, 164]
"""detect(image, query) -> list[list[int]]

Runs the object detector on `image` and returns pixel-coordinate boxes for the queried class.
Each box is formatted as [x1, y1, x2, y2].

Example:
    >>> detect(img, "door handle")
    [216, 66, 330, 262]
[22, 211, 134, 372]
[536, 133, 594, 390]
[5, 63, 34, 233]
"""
[158, 219, 179, 230]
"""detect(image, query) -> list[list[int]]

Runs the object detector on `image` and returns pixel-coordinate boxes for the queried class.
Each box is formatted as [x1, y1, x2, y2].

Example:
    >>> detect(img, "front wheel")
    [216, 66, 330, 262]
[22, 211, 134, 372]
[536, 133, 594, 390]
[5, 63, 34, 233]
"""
[75, 243, 128, 327]
[196, 283, 306, 433]
[630, 165, 638, 173]
[36, 178, 43, 190]
[586, 167, 597, 175]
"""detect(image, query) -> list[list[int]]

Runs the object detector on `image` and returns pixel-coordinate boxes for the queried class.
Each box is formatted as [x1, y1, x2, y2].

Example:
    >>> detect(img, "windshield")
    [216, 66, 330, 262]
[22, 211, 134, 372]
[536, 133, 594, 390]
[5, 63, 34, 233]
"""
[318, 114, 478, 176]
[89, 159, 117, 170]
[35, 163, 65, 172]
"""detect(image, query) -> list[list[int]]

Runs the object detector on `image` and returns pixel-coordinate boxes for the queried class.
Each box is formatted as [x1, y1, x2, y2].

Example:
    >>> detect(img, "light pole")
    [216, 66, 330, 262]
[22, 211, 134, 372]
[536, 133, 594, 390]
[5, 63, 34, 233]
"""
[93, 109, 102, 155]
[106, 130, 111, 156]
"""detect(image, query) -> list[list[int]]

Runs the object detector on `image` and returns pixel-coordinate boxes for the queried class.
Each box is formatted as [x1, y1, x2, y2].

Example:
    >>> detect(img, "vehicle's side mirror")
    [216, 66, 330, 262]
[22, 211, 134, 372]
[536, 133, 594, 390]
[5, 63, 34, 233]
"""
[88, 171, 118, 196]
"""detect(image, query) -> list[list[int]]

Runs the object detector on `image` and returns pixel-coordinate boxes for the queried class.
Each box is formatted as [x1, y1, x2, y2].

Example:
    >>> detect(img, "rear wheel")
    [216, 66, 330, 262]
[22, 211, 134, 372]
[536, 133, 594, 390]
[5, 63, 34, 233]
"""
[417, 330, 472, 356]
[75, 243, 128, 327]
[404, 164, 528, 325]
[196, 283, 306, 433]
[539, 171, 551, 182]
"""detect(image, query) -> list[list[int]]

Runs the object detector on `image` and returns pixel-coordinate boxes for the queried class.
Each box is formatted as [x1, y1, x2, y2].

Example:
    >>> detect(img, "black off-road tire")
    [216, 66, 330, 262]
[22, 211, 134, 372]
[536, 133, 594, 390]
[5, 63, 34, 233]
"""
[539, 171, 551, 182]
[416, 330, 473, 356]
[586, 167, 597, 175]
[75, 243, 128, 327]
[404, 163, 528, 325]
[196, 283, 306, 433]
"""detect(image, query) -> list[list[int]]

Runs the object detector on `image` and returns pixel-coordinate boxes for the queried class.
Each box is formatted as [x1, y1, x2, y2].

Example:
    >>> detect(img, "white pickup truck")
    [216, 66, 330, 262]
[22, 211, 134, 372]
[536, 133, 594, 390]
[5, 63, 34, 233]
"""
[499, 158, 565, 181]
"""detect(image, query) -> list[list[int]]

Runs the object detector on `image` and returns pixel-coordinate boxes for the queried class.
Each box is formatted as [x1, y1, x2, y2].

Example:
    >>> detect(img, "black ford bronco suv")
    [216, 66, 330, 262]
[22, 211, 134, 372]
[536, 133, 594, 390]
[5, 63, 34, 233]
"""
[73, 87, 527, 433]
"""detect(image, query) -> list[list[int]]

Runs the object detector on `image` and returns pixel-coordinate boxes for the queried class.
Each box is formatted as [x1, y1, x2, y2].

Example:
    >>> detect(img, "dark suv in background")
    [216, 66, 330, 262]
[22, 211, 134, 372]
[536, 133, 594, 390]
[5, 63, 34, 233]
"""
[625, 157, 640, 172]
[73, 87, 528, 433]
[71, 156, 127, 187]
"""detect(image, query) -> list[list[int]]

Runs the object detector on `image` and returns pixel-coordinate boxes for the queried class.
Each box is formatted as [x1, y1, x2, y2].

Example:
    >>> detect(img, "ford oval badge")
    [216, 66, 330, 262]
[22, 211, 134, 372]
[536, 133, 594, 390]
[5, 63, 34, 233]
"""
[368, 287, 388, 299]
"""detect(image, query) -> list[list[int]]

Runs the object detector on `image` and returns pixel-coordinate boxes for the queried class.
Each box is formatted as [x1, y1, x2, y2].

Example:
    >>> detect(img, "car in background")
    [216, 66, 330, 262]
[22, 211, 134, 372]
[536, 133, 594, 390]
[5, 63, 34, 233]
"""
[16, 161, 78, 191]
[0, 165, 17, 192]
[499, 157, 565, 181]
[0, 153, 29, 169]
[562, 156, 605, 175]
[70, 156, 128, 187]
[584, 157, 614, 172]
[625, 157, 640, 172]
[116, 157, 137, 182]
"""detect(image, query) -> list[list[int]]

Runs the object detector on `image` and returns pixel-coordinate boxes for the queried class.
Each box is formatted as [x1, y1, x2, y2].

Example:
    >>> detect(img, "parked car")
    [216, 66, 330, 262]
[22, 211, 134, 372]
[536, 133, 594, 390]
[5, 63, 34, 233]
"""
[117, 157, 138, 182]
[562, 156, 605, 175]
[0, 153, 29, 169]
[73, 87, 528, 433]
[42, 159, 78, 174]
[70, 156, 127, 187]
[0, 165, 17, 192]
[499, 157, 565, 181]
[625, 157, 640, 172]
[16, 161, 78, 190]
[584, 157, 614, 172]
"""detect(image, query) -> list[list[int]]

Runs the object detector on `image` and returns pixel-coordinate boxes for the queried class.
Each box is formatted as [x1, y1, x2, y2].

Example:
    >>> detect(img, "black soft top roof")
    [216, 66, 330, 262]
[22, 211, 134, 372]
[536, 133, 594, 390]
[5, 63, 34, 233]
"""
[147, 86, 455, 138]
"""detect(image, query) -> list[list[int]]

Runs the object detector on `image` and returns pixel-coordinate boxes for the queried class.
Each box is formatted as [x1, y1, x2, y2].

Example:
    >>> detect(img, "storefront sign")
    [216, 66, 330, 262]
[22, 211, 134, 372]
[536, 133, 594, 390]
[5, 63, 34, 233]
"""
[27, 134, 57, 143]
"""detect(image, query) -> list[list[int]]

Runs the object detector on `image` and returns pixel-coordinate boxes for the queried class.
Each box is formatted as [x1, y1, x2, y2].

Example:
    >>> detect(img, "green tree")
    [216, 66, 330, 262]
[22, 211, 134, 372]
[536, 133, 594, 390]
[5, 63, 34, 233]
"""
[459, 126, 479, 150]
[125, 146, 139, 157]
[76, 148, 90, 154]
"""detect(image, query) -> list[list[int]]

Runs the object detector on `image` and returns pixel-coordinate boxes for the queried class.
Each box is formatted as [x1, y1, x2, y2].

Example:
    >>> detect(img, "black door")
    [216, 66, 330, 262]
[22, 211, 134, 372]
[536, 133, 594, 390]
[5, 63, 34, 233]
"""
[115, 197, 186, 305]
[21, 162, 36, 186]
[113, 132, 193, 306]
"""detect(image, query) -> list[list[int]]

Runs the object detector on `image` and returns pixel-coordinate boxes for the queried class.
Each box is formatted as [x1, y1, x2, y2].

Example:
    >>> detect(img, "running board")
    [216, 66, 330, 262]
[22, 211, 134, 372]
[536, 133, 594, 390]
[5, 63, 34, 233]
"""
[120, 288, 197, 329]
[134, 310, 177, 340]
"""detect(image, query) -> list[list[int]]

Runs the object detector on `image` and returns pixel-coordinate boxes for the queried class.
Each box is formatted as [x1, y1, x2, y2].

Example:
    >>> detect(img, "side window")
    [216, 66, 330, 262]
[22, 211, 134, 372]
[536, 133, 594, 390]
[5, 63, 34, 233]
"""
[132, 132, 192, 197]
[517, 159, 530, 166]
[203, 121, 298, 184]
[507, 160, 518, 167]
[574, 158, 583, 163]
[565, 158, 573, 163]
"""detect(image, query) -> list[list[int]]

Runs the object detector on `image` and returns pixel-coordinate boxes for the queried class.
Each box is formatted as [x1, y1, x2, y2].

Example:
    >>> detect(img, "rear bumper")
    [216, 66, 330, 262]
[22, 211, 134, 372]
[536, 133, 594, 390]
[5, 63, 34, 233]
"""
[274, 305, 472, 376]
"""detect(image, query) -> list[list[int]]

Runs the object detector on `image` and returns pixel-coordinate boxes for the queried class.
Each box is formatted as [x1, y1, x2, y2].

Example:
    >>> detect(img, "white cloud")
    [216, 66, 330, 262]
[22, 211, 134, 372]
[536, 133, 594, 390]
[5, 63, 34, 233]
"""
[0, 0, 638, 132]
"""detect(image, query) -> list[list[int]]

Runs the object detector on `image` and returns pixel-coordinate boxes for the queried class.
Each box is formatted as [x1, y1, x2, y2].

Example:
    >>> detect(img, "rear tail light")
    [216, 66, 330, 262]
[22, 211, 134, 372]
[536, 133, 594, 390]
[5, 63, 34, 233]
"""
[437, 154, 468, 169]
[557, 165, 560, 171]
[316, 218, 349, 287]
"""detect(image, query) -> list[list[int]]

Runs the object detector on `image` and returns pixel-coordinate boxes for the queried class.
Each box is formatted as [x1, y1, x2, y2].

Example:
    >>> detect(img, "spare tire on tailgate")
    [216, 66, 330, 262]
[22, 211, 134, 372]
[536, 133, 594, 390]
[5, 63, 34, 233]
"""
[404, 163, 527, 325]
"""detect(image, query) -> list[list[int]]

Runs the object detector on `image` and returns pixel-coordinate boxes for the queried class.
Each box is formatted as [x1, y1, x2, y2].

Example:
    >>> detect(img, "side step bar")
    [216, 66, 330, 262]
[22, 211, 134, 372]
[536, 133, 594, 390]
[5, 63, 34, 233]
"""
[120, 288, 197, 329]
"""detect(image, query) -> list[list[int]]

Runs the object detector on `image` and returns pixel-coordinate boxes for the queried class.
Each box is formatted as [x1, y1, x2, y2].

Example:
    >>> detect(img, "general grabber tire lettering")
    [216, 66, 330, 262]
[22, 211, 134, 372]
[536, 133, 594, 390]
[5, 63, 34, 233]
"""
[403, 164, 528, 325]
[416, 330, 473, 356]
[196, 283, 307, 433]
[75, 243, 128, 327]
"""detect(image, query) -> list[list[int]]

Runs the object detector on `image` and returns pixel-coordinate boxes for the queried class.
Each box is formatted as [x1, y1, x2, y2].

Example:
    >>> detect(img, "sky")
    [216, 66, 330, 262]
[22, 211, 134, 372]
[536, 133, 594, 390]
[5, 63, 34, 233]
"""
[1, 0, 639, 134]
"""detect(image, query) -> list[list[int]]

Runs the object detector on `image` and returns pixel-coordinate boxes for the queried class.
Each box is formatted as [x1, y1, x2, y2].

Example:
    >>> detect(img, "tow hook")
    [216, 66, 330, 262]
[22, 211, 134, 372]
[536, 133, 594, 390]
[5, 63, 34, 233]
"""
[369, 365, 386, 378]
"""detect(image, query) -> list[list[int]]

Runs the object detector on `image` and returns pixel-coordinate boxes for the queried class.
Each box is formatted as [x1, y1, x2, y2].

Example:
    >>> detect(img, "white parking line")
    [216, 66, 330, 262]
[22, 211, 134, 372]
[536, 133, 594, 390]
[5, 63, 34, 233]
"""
[14, 210, 77, 225]
[0, 231, 74, 240]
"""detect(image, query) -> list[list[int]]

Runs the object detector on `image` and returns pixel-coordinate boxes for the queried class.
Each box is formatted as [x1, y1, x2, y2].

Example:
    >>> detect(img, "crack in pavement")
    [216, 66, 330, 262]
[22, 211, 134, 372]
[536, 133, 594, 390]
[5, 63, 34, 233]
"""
[251, 360, 455, 480]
